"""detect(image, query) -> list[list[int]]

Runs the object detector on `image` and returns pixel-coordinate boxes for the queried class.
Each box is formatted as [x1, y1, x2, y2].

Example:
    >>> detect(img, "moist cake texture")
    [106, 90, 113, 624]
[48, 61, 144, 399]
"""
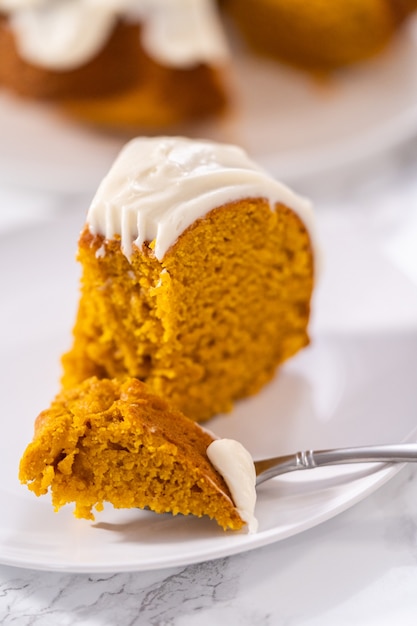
[61, 136, 315, 422]
[19, 376, 250, 529]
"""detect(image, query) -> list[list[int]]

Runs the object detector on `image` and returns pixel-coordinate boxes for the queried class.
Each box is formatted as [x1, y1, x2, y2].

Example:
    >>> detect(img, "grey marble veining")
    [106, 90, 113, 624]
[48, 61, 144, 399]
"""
[0, 558, 241, 625]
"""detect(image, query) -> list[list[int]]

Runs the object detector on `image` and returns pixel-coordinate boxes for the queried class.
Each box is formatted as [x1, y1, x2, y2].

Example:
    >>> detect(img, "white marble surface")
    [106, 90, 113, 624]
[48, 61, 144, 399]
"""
[1, 134, 417, 625]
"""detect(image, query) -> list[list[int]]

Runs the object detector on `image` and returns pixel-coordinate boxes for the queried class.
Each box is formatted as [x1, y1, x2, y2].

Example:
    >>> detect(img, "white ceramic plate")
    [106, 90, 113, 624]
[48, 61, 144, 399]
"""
[1, 208, 417, 573]
[2, 20, 417, 193]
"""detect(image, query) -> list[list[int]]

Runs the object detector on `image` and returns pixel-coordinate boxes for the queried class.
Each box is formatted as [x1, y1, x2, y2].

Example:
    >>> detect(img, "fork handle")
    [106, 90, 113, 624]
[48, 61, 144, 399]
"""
[255, 443, 417, 485]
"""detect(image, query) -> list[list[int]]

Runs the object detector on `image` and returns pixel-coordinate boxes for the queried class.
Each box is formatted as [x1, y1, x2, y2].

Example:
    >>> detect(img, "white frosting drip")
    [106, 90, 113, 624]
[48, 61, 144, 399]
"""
[134, 0, 228, 68]
[0, 0, 228, 71]
[7, 1, 120, 70]
[86, 136, 316, 261]
[206, 439, 258, 533]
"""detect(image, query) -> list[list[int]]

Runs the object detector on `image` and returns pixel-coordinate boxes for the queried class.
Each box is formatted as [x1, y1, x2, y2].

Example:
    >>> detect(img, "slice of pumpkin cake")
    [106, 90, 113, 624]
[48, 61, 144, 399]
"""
[61, 136, 316, 422]
[19, 377, 257, 531]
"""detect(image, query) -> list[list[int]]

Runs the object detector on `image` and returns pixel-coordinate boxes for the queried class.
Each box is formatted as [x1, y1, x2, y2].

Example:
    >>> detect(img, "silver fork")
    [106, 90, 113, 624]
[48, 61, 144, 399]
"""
[254, 443, 417, 485]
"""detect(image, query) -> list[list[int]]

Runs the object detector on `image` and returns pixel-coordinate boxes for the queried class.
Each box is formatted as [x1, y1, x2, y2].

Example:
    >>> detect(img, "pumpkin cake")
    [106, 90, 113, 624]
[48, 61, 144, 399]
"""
[19, 376, 257, 530]
[0, 0, 228, 128]
[225, 0, 417, 71]
[61, 136, 316, 422]
[2, 1, 417, 130]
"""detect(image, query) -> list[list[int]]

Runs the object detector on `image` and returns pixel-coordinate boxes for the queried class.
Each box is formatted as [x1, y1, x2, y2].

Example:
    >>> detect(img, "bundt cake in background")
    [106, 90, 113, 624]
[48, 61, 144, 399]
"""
[0, 10, 137, 100]
[0, 0, 229, 128]
[61, 136, 315, 422]
[19, 376, 257, 531]
[224, 0, 417, 72]
[2, 1, 416, 130]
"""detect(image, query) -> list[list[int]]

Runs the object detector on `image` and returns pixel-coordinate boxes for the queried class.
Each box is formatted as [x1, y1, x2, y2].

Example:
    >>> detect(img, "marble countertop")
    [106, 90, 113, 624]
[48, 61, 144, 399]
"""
[1, 136, 417, 625]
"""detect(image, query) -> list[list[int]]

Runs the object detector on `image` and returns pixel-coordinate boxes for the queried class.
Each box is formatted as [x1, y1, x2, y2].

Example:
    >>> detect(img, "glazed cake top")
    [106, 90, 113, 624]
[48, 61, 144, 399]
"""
[0, 0, 228, 70]
[86, 135, 316, 261]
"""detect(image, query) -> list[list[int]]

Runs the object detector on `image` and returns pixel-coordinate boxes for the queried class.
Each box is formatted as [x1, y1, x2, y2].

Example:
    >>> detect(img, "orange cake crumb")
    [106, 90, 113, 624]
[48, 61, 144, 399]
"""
[19, 377, 245, 530]
[61, 200, 314, 422]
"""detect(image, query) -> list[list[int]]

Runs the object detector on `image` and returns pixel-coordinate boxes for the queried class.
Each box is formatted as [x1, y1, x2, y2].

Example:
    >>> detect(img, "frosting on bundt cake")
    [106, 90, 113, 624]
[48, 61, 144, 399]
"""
[0, 0, 227, 71]
[86, 135, 315, 260]
[19, 376, 257, 530]
[0, 0, 228, 126]
[61, 136, 316, 421]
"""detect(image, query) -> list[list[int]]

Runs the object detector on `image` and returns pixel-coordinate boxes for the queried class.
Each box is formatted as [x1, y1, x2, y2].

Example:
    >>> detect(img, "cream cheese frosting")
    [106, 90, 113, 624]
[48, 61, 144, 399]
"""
[86, 136, 316, 261]
[206, 438, 258, 533]
[0, 0, 228, 71]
